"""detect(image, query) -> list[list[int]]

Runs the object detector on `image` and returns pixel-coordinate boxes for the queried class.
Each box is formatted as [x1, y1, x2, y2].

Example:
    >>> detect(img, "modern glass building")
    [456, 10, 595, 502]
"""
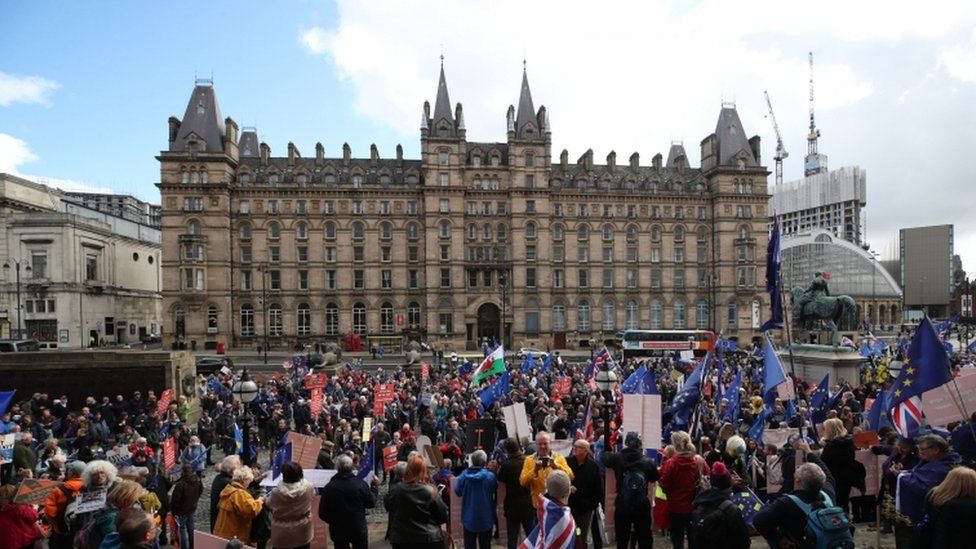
[781, 230, 902, 328]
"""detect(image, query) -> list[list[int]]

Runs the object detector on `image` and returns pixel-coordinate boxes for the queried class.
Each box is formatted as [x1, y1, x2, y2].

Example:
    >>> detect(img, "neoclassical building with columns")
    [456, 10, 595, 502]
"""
[157, 66, 770, 353]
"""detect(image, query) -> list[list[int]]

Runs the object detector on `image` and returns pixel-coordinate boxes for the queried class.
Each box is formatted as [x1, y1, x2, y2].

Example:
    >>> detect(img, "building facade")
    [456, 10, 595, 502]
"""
[770, 166, 867, 245]
[157, 70, 770, 353]
[62, 192, 162, 228]
[0, 174, 163, 347]
[900, 224, 954, 319]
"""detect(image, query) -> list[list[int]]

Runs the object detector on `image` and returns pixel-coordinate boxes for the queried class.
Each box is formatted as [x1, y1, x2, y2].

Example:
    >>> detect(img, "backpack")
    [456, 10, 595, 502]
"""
[620, 463, 649, 508]
[690, 499, 736, 546]
[786, 492, 854, 549]
[72, 507, 114, 549]
[695, 457, 711, 494]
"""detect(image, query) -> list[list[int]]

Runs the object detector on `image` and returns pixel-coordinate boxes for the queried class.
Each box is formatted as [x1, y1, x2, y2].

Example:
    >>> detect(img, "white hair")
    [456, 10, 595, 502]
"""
[232, 466, 254, 485]
[796, 463, 827, 492]
[81, 460, 119, 487]
[546, 470, 572, 501]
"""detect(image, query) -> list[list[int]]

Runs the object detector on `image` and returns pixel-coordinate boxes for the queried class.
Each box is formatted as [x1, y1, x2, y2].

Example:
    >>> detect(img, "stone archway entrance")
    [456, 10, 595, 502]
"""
[477, 303, 501, 343]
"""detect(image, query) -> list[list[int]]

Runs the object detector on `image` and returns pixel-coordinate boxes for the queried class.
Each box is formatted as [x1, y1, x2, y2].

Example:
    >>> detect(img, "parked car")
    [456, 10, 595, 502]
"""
[515, 347, 546, 359]
[0, 339, 40, 352]
[196, 356, 234, 376]
[141, 333, 162, 344]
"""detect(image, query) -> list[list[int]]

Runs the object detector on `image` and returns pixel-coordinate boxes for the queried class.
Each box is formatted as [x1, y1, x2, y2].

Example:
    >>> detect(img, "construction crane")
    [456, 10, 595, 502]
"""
[763, 90, 789, 186]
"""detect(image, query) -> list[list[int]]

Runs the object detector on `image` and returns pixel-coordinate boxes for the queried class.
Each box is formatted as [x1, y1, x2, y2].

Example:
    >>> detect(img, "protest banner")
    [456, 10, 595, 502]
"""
[285, 432, 323, 469]
[13, 478, 60, 505]
[501, 402, 532, 445]
[383, 445, 398, 471]
[156, 388, 174, 417]
[424, 443, 445, 469]
[374, 383, 395, 415]
[853, 430, 880, 449]
[74, 488, 108, 514]
[309, 387, 323, 417]
[261, 468, 336, 488]
[850, 450, 884, 497]
[551, 377, 571, 402]
[621, 394, 663, 449]
[0, 433, 14, 462]
[194, 531, 255, 549]
[304, 374, 327, 390]
[422, 363, 430, 379]
[162, 437, 177, 473]
[362, 417, 373, 442]
[105, 445, 132, 467]
[464, 419, 496, 453]
[922, 369, 976, 428]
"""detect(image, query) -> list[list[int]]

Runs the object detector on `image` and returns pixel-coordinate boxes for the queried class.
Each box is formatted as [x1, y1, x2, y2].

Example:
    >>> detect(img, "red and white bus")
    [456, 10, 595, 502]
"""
[618, 329, 717, 359]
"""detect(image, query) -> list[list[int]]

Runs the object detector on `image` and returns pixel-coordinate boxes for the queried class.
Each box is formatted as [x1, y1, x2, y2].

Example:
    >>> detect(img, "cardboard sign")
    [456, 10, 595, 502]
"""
[777, 380, 796, 401]
[383, 445, 398, 472]
[621, 394, 663, 449]
[551, 377, 571, 402]
[501, 402, 532, 445]
[285, 432, 323, 469]
[261, 468, 336, 488]
[850, 451, 884, 497]
[304, 374, 327, 390]
[13, 478, 60, 505]
[105, 446, 132, 467]
[853, 430, 880, 449]
[0, 433, 14, 462]
[416, 435, 432, 459]
[550, 440, 573, 457]
[762, 428, 799, 451]
[74, 488, 108, 514]
[156, 388, 174, 417]
[162, 437, 177, 472]
[922, 369, 976, 428]
[465, 419, 497, 454]
[362, 417, 373, 442]
[424, 443, 445, 469]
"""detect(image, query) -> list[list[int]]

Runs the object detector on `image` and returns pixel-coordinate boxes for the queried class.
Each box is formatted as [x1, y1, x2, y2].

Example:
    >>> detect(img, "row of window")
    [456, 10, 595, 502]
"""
[237, 302, 422, 337]
[237, 172, 421, 189]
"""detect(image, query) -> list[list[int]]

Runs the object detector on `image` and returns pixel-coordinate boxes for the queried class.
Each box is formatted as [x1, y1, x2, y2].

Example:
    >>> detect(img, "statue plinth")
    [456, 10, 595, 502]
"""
[781, 344, 867, 387]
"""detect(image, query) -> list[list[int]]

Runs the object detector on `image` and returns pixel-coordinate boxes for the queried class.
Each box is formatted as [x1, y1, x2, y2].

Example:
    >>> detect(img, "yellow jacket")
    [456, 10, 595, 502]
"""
[213, 481, 264, 544]
[519, 452, 574, 507]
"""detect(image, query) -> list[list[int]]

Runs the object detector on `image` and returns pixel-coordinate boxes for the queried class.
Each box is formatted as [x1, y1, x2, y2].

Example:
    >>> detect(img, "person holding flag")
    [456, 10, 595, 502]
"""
[471, 344, 506, 387]
[888, 317, 954, 438]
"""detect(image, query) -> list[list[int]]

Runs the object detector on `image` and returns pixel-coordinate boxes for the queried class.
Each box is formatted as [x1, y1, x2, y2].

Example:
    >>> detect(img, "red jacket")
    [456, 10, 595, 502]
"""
[0, 502, 43, 549]
[659, 453, 707, 514]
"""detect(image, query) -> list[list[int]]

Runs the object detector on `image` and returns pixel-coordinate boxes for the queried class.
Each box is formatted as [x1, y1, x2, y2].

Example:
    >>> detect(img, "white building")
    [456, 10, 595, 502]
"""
[0, 173, 162, 348]
[770, 166, 867, 245]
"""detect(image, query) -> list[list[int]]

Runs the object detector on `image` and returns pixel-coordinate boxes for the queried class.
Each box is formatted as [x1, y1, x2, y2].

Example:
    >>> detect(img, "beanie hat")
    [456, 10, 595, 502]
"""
[710, 461, 732, 490]
[624, 431, 642, 448]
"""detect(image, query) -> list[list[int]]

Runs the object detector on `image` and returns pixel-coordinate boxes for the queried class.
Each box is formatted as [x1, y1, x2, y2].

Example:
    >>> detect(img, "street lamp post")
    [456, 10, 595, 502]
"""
[3, 260, 31, 340]
[232, 367, 259, 466]
[594, 367, 618, 457]
[259, 264, 269, 364]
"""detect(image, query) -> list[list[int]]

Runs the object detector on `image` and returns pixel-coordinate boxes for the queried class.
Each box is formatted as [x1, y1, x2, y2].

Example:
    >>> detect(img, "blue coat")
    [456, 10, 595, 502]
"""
[898, 455, 956, 524]
[454, 466, 497, 532]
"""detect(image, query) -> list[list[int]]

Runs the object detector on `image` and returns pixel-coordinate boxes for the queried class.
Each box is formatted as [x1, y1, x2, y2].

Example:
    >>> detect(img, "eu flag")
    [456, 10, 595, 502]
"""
[540, 353, 553, 374]
[521, 354, 536, 374]
[0, 390, 15, 417]
[357, 442, 375, 483]
[635, 367, 659, 395]
[762, 335, 787, 409]
[866, 389, 892, 431]
[729, 489, 765, 526]
[479, 371, 511, 411]
[761, 219, 784, 331]
[663, 354, 707, 428]
[621, 365, 647, 394]
[722, 371, 742, 423]
[809, 373, 830, 424]
[272, 442, 292, 480]
[748, 408, 770, 445]
[888, 317, 953, 437]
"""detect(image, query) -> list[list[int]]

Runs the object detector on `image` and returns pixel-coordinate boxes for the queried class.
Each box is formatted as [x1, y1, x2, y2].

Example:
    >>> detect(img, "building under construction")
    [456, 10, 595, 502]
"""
[771, 166, 867, 245]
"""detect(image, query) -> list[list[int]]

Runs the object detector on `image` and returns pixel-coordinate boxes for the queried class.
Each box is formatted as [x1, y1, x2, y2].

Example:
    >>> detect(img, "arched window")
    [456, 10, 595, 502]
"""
[297, 303, 311, 335]
[602, 299, 615, 331]
[200, 170, 208, 184]
[325, 303, 339, 335]
[187, 220, 201, 235]
[497, 224, 507, 240]
[380, 302, 394, 334]
[727, 301, 738, 331]
[352, 222, 365, 241]
[483, 224, 493, 240]
[467, 224, 477, 240]
[407, 223, 420, 240]
[626, 300, 639, 329]
[439, 220, 451, 239]
[324, 222, 336, 240]
[180, 168, 189, 184]
[380, 222, 393, 240]
[239, 222, 251, 240]
[269, 303, 283, 336]
[408, 302, 421, 326]
[674, 226, 684, 242]
[696, 299, 709, 329]
[352, 302, 367, 334]
[240, 304, 254, 337]
[553, 303, 567, 331]
[651, 299, 663, 329]
[577, 300, 591, 331]
[525, 222, 537, 238]
[553, 225, 564, 241]
[577, 226, 589, 241]
[525, 298, 540, 334]
[190, 170, 200, 184]
[651, 226, 661, 242]
[626, 226, 638, 243]
[602, 225, 614, 241]
[673, 298, 686, 330]
[268, 222, 280, 240]
[296, 222, 308, 240]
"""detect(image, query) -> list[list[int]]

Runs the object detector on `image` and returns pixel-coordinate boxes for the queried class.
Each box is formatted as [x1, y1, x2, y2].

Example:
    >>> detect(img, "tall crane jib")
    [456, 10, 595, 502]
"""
[763, 90, 788, 187]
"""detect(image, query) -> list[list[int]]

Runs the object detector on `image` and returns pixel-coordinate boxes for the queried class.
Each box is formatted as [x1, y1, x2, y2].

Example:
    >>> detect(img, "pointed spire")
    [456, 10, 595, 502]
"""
[714, 104, 758, 168]
[515, 63, 536, 133]
[238, 126, 260, 158]
[431, 59, 455, 132]
[172, 79, 225, 152]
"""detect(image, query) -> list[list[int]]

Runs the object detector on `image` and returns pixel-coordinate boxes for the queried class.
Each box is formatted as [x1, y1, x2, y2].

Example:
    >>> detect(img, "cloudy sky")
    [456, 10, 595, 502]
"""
[2, 0, 974, 270]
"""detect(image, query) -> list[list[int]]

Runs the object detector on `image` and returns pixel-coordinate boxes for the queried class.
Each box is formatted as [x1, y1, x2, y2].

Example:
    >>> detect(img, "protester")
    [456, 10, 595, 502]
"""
[520, 431, 573, 507]
[111, 507, 159, 549]
[819, 417, 862, 512]
[567, 438, 602, 548]
[454, 449, 497, 549]
[384, 454, 449, 549]
[496, 437, 535, 549]
[266, 462, 314, 549]
[170, 464, 204, 549]
[528, 470, 577, 549]
[659, 431, 708, 549]
[895, 434, 956, 525]
[914, 466, 976, 547]
[601, 432, 660, 549]
[210, 454, 242, 531]
[80, 479, 148, 549]
[213, 466, 265, 544]
[319, 454, 378, 549]
[0, 484, 44, 549]
[180, 435, 208, 474]
[753, 460, 846, 548]
[689, 462, 749, 549]
[43, 460, 86, 549]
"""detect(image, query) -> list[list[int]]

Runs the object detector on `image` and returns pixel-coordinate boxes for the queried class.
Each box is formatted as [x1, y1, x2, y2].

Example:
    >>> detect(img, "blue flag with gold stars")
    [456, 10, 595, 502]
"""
[729, 488, 764, 526]
[762, 335, 787, 409]
[888, 317, 953, 437]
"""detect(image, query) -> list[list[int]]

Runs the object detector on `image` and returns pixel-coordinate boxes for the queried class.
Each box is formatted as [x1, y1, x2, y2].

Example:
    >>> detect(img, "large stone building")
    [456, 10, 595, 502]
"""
[157, 68, 770, 353]
[0, 173, 162, 347]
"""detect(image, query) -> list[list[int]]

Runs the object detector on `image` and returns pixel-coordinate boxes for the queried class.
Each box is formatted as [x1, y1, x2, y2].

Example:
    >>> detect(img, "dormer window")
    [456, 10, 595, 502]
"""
[196, 101, 205, 115]
[472, 155, 482, 167]
[297, 174, 308, 187]
[490, 156, 500, 167]
[268, 174, 279, 187]
[352, 175, 363, 188]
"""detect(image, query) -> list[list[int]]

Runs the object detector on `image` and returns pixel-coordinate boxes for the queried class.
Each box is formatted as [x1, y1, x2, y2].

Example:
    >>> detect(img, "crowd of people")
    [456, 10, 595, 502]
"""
[2, 332, 976, 549]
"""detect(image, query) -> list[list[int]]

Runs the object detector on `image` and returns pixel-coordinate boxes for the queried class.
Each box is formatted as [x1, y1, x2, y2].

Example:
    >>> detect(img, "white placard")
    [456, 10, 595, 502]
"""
[260, 469, 337, 488]
[502, 402, 532, 445]
[621, 394, 663, 449]
[416, 435, 432, 459]
[550, 439, 574, 457]
[74, 489, 108, 513]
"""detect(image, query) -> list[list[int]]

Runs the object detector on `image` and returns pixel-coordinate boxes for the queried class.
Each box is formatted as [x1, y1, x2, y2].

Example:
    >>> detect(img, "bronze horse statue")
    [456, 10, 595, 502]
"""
[790, 287, 857, 346]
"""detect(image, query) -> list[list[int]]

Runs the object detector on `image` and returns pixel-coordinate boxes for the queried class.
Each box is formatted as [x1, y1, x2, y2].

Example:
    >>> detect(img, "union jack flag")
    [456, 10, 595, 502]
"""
[891, 395, 922, 438]
[593, 347, 616, 370]
[520, 495, 576, 549]
[576, 395, 593, 440]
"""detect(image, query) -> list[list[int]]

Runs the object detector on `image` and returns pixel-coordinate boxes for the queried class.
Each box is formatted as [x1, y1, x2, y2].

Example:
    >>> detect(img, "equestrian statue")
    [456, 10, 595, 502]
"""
[790, 272, 857, 346]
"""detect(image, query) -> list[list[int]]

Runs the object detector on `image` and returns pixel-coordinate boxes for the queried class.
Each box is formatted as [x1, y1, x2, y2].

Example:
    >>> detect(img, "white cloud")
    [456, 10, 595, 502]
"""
[939, 29, 976, 82]
[299, 27, 330, 55]
[0, 133, 38, 173]
[0, 71, 59, 107]
[22, 174, 116, 195]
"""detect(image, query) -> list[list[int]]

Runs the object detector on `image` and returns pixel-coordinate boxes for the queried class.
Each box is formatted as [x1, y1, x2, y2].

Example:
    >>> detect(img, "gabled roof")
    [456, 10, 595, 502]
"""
[238, 128, 260, 158]
[714, 105, 758, 167]
[515, 68, 536, 132]
[431, 64, 454, 130]
[666, 142, 689, 169]
[172, 82, 225, 153]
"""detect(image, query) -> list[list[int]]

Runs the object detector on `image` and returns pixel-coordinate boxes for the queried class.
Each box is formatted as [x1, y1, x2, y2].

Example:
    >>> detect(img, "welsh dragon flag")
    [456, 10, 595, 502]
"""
[471, 345, 506, 387]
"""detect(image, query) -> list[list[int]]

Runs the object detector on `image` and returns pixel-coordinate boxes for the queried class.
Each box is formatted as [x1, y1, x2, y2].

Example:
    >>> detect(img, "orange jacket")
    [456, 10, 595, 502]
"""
[213, 481, 264, 544]
[43, 477, 84, 534]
